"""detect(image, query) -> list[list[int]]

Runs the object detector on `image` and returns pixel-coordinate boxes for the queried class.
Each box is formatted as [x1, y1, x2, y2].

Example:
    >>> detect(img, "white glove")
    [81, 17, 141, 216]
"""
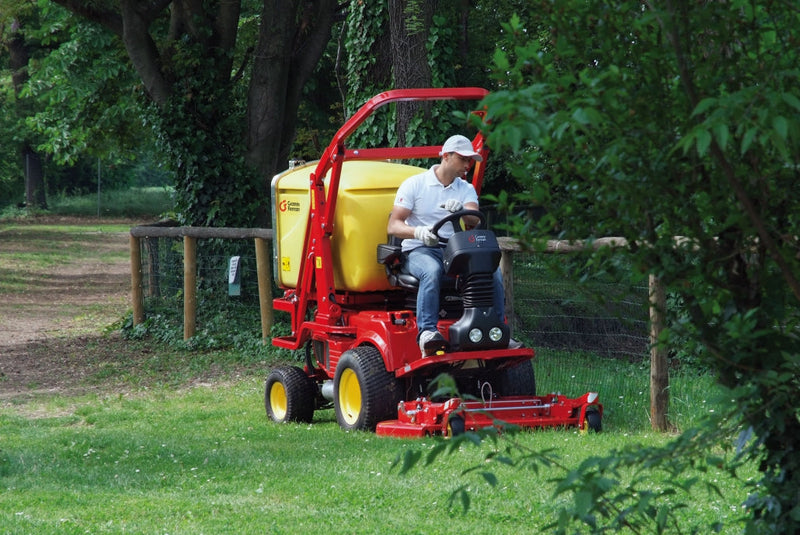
[442, 199, 463, 213]
[414, 225, 439, 247]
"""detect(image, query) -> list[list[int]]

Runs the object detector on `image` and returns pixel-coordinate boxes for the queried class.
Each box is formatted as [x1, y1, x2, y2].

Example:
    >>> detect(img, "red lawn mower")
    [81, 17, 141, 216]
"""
[265, 87, 602, 437]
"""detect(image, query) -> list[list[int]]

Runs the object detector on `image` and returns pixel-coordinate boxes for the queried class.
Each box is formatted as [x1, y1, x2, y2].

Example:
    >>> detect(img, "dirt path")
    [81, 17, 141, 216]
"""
[0, 218, 138, 399]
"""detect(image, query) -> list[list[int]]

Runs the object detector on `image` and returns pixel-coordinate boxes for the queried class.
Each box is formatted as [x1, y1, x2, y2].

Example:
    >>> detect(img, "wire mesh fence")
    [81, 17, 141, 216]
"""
[509, 252, 652, 430]
[137, 235, 265, 343]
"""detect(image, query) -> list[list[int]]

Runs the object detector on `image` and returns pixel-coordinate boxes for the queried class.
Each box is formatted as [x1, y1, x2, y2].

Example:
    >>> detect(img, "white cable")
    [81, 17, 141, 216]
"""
[480, 381, 493, 407]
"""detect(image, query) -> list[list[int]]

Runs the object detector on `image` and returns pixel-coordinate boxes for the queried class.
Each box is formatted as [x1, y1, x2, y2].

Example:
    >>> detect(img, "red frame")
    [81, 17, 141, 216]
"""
[272, 88, 490, 352]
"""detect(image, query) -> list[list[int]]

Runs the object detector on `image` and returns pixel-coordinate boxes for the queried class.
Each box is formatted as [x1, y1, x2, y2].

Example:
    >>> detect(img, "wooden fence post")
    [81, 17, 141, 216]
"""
[499, 249, 515, 330]
[255, 237, 273, 343]
[130, 234, 144, 325]
[184, 236, 197, 340]
[649, 274, 670, 431]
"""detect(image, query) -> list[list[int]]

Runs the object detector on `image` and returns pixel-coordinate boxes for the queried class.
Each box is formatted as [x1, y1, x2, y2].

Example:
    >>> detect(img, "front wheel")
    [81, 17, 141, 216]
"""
[265, 366, 316, 424]
[334, 346, 401, 432]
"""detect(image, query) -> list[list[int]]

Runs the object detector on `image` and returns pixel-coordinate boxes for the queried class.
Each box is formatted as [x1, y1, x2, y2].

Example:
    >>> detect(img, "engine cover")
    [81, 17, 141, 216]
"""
[442, 230, 501, 277]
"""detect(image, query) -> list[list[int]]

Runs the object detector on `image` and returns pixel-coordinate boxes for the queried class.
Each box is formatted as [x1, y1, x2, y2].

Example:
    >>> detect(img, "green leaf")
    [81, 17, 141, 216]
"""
[772, 115, 788, 140]
[572, 107, 596, 125]
[741, 127, 758, 155]
[398, 450, 422, 475]
[713, 123, 729, 150]
[695, 129, 712, 157]
[447, 485, 471, 512]
[493, 49, 510, 72]
[480, 471, 498, 487]
[575, 490, 594, 516]
[692, 97, 717, 117]
[781, 92, 800, 112]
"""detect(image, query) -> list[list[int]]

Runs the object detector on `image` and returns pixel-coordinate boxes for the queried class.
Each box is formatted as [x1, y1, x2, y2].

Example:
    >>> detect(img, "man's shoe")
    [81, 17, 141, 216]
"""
[419, 330, 449, 357]
[508, 338, 524, 350]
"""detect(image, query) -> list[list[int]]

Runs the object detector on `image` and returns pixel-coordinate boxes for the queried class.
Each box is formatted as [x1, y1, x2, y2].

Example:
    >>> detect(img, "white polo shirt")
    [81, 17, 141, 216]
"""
[393, 165, 479, 251]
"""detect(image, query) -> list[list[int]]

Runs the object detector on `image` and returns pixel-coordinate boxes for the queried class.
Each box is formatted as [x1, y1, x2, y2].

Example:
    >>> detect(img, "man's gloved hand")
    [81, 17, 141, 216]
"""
[442, 199, 463, 213]
[414, 225, 439, 247]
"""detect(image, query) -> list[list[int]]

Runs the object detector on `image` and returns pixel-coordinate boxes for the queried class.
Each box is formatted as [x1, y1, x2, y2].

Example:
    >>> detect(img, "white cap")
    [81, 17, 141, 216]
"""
[440, 135, 483, 162]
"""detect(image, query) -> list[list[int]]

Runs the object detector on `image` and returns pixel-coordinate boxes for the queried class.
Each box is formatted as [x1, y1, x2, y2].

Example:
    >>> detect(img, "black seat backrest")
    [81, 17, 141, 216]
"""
[376, 236, 420, 290]
[377, 236, 460, 291]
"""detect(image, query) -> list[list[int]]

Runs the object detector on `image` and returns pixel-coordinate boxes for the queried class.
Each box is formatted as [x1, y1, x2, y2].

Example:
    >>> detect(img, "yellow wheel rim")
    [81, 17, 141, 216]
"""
[338, 368, 362, 426]
[269, 381, 288, 421]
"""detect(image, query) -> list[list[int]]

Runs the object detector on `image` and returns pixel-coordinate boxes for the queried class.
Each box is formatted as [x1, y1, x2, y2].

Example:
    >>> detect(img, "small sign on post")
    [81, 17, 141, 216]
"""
[228, 256, 241, 296]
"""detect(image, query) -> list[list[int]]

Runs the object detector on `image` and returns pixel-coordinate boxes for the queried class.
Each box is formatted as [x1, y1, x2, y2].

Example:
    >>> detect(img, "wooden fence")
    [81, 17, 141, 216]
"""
[129, 225, 668, 431]
[129, 224, 275, 341]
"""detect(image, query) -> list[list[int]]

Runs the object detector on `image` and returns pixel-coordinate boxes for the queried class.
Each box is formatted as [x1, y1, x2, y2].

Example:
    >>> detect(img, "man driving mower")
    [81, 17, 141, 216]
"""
[387, 134, 523, 357]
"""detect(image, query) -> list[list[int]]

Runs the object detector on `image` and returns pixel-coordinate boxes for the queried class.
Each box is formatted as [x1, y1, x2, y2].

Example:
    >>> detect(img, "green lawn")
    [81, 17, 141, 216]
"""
[0, 378, 752, 534]
[12, 187, 175, 219]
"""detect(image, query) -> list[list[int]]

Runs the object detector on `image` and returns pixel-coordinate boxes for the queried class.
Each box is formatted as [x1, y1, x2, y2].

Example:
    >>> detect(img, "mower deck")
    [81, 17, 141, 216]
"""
[376, 391, 602, 438]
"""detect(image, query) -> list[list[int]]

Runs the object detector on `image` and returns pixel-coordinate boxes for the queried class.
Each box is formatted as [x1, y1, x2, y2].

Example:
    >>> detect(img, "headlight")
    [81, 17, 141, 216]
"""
[469, 328, 483, 343]
[489, 327, 503, 342]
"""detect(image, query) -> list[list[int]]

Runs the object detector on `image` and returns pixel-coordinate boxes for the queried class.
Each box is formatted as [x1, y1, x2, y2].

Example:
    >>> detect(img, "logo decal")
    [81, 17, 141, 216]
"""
[279, 199, 301, 212]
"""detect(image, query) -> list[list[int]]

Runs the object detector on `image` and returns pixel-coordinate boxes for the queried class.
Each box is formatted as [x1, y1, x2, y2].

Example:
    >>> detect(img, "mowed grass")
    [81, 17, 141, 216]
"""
[0, 222, 135, 339]
[0, 378, 753, 535]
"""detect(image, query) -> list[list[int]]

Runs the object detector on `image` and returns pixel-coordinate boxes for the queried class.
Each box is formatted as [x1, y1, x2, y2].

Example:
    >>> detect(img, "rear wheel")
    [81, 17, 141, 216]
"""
[498, 361, 537, 396]
[334, 346, 401, 431]
[265, 366, 316, 424]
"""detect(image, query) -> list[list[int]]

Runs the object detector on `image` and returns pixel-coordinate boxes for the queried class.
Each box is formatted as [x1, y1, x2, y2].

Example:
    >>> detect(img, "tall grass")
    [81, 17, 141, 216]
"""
[1, 187, 173, 219]
[0, 378, 753, 535]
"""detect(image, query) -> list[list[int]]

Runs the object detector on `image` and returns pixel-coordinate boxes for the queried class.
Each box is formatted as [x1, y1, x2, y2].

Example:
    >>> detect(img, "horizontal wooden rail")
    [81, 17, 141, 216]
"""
[497, 236, 628, 252]
[130, 224, 273, 240]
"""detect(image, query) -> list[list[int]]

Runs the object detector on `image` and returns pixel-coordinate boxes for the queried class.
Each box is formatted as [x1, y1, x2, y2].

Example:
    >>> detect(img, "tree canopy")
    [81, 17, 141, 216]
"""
[480, 2, 799, 532]
[19, 0, 339, 226]
[1, 1, 536, 218]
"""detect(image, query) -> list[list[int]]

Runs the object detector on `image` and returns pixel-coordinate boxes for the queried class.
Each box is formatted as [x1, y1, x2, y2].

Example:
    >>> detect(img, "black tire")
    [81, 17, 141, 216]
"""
[447, 415, 466, 437]
[498, 361, 536, 396]
[585, 408, 602, 433]
[265, 366, 316, 424]
[333, 346, 402, 432]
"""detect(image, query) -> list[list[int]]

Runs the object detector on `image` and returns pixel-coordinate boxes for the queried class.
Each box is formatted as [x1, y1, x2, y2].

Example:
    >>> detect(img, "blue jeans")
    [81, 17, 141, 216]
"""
[403, 246, 506, 336]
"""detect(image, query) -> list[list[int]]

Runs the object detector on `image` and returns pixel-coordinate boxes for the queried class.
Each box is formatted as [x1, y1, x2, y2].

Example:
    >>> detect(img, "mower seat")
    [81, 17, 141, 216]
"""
[376, 238, 458, 290]
[376, 239, 419, 290]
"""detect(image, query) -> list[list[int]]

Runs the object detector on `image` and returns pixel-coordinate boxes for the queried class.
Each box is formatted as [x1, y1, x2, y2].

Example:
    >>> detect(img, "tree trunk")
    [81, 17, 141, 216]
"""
[388, 0, 436, 145]
[7, 18, 47, 209]
[245, 1, 338, 180]
[22, 147, 47, 209]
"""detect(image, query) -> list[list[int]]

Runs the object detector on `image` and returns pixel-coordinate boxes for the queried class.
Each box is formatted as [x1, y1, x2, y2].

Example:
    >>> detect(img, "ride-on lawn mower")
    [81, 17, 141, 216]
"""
[265, 87, 602, 437]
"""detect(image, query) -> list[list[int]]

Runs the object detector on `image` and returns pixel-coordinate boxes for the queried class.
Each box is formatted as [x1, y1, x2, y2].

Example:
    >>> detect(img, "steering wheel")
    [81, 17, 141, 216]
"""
[430, 209, 486, 244]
